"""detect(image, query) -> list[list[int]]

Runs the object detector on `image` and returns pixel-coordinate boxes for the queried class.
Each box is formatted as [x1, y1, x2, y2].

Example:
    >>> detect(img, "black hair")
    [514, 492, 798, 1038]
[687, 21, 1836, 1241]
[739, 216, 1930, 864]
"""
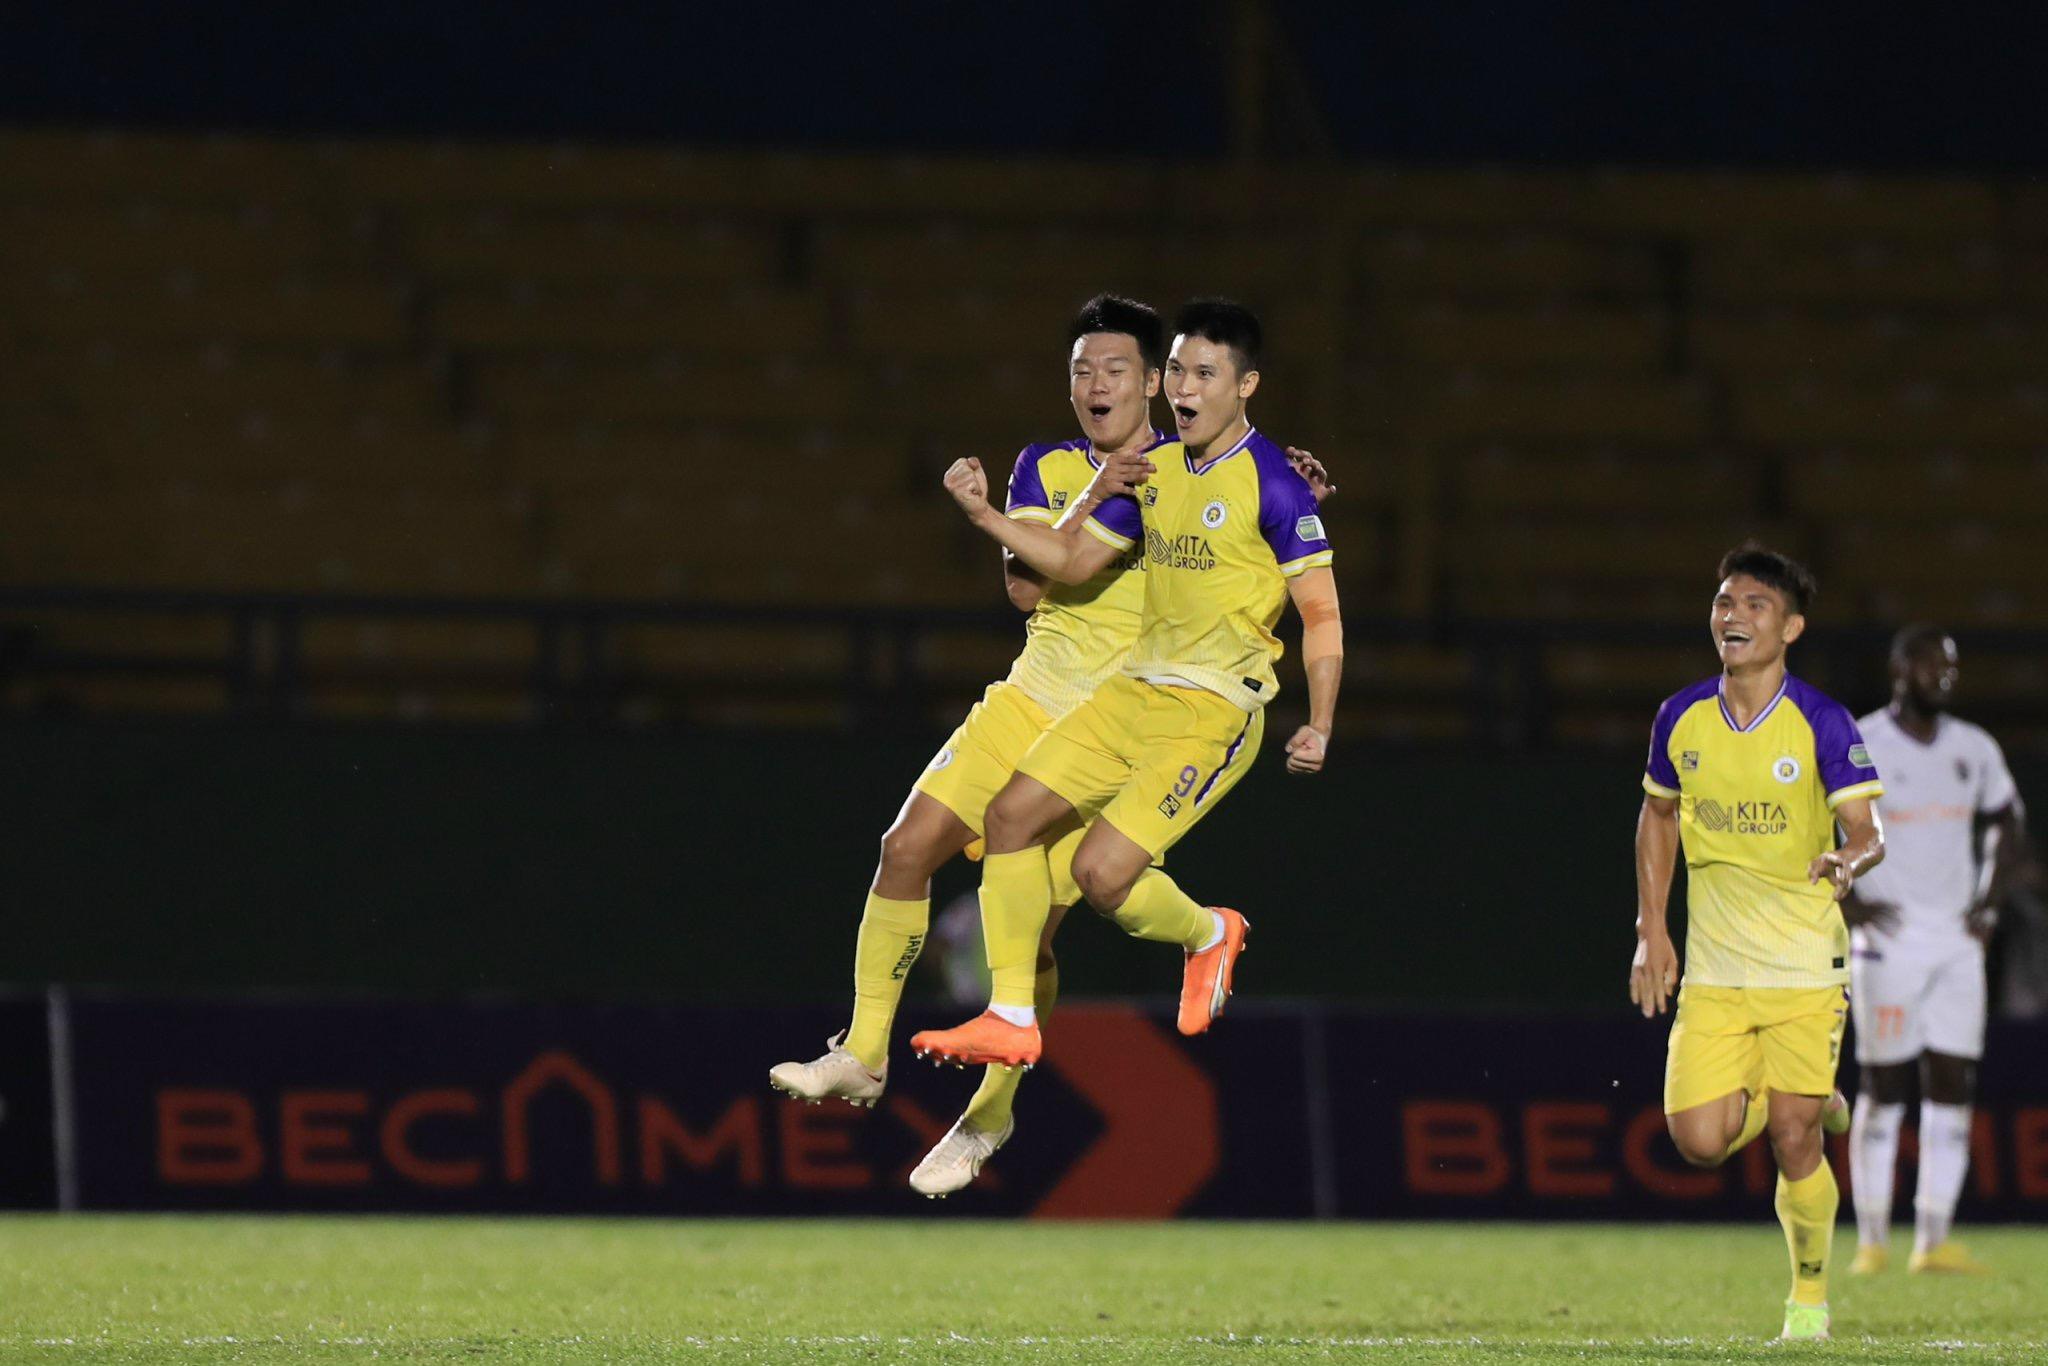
[1890, 622, 1953, 665]
[1716, 541, 1818, 616]
[1173, 297, 1262, 375]
[1067, 294, 1164, 373]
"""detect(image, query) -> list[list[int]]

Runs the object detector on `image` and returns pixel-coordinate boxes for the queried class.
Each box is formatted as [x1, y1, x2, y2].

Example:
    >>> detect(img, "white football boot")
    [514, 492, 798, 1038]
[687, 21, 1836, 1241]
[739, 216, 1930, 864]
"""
[768, 1030, 886, 1108]
[909, 1115, 1015, 1198]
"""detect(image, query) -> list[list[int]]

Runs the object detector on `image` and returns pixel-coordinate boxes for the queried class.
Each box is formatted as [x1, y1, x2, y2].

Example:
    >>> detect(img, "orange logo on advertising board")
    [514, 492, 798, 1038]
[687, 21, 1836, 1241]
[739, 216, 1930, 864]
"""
[153, 1008, 1225, 1217]
[1401, 1099, 2024, 1201]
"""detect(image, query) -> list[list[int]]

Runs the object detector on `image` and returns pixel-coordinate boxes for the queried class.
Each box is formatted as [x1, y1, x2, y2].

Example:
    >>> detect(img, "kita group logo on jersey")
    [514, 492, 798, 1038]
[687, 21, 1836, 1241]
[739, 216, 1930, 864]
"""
[1692, 798, 1790, 835]
[1144, 528, 1218, 571]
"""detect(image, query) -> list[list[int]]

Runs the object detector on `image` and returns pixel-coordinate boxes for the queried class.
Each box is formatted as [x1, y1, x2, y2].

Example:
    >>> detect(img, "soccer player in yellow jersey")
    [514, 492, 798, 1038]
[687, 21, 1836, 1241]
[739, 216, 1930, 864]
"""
[1631, 543, 1887, 1342]
[769, 295, 1329, 1196]
[912, 298, 1343, 1070]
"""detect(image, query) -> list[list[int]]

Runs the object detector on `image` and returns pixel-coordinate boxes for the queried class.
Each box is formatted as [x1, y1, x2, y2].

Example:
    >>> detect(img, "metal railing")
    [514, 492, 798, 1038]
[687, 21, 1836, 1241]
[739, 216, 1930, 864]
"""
[2, 585, 2043, 749]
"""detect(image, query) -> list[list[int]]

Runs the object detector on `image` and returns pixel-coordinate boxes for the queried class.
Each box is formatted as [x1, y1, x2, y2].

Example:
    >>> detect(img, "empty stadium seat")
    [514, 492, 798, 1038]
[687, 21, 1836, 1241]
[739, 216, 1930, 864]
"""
[2, 130, 2042, 737]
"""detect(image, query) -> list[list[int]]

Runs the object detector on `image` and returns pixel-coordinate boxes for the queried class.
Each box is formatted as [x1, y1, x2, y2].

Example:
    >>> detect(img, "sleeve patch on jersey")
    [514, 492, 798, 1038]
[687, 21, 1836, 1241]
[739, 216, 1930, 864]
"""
[1848, 743, 1872, 768]
[1296, 514, 1325, 542]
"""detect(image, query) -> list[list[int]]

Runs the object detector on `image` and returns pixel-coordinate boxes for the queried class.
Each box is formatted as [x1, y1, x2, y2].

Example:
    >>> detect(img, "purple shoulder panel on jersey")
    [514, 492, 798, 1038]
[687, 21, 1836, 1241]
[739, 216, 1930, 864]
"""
[1090, 491, 1143, 542]
[1645, 676, 1720, 792]
[1785, 676, 1882, 797]
[1247, 433, 1331, 563]
[1004, 442, 1064, 515]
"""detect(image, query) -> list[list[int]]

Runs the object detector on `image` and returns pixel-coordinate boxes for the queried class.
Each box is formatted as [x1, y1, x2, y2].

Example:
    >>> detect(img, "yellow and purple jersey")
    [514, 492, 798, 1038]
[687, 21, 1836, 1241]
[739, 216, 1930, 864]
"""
[1643, 674, 1886, 987]
[1082, 428, 1332, 712]
[998, 432, 1168, 718]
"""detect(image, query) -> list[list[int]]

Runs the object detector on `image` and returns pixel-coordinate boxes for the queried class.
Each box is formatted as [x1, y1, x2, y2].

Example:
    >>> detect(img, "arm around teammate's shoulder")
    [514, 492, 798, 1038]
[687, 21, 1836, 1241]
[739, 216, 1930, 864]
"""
[944, 457, 1123, 585]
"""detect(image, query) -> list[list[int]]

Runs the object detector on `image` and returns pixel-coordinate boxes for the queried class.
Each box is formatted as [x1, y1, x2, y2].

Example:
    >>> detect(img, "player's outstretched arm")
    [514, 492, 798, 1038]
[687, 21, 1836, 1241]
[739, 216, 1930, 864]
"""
[1631, 794, 1681, 1018]
[1808, 797, 1885, 901]
[943, 457, 1122, 585]
[1282, 565, 1342, 774]
[995, 445, 1152, 608]
[996, 441, 1158, 602]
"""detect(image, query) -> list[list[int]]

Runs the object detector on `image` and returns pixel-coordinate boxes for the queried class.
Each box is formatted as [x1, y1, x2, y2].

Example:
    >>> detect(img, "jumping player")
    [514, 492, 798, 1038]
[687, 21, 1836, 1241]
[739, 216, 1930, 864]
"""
[911, 297, 1342, 1071]
[769, 295, 1328, 1197]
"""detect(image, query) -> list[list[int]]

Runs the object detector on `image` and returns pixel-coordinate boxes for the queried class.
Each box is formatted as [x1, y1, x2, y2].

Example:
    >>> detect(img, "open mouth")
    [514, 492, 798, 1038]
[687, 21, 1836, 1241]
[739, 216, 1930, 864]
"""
[1173, 404, 1198, 426]
[1719, 631, 1753, 647]
[1087, 404, 1112, 419]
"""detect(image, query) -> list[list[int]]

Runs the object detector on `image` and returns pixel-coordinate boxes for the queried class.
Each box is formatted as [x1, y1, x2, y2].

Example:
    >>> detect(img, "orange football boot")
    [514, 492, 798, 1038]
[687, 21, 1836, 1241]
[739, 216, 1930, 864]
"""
[908, 1011, 1042, 1069]
[1177, 908, 1249, 1036]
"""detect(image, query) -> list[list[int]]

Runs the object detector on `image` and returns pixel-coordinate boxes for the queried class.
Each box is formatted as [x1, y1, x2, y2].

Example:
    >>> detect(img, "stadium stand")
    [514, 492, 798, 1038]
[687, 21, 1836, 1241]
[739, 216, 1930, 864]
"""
[3, 131, 2044, 742]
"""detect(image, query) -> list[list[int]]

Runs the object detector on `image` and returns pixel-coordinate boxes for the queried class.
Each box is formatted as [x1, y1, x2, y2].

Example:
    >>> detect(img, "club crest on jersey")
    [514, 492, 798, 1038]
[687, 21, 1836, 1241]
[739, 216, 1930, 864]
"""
[1772, 755, 1801, 784]
[1143, 486, 1159, 506]
[1202, 499, 1228, 529]
[1680, 750, 1699, 772]
[1050, 490, 1068, 510]
[929, 747, 955, 771]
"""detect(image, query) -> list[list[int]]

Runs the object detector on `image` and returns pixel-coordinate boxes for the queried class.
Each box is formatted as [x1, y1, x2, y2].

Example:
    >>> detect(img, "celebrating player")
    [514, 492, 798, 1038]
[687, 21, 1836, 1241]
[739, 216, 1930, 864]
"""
[769, 294, 1329, 1198]
[1843, 626, 2026, 1276]
[1630, 544, 1885, 1343]
[910, 298, 1342, 1072]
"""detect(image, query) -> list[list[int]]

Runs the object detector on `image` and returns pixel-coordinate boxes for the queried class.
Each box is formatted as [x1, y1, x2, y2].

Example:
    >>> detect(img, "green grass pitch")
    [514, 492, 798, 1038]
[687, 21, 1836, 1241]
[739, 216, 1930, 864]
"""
[1, 1216, 2042, 1363]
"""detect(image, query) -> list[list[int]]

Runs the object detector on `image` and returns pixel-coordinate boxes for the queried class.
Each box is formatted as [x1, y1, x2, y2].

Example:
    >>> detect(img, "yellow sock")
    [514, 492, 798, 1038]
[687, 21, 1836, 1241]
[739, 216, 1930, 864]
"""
[1776, 1161, 1839, 1307]
[982, 848, 1051, 1008]
[1110, 868, 1212, 949]
[965, 960, 1058, 1132]
[1723, 1089, 1770, 1162]
[842, 892, 928, 1069]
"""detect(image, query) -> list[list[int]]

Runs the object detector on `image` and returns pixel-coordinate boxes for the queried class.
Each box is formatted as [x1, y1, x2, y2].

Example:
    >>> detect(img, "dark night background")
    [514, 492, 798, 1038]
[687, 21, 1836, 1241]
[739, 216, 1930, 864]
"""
[2, 1, 2043, 1013]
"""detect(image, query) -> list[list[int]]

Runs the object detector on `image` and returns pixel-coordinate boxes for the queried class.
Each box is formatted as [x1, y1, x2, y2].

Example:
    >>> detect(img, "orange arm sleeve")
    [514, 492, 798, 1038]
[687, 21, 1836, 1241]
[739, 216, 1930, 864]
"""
[1292, 570, 1343, 666]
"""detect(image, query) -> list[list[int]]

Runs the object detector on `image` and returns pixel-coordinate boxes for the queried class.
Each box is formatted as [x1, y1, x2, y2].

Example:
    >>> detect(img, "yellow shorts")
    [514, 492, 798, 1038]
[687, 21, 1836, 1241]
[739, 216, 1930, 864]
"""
[1015, 673, 1264, 859]
[915, 681, 1052, 834]
[1663, 983, 1849, 1115]
[912, 680, 1091, 907]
